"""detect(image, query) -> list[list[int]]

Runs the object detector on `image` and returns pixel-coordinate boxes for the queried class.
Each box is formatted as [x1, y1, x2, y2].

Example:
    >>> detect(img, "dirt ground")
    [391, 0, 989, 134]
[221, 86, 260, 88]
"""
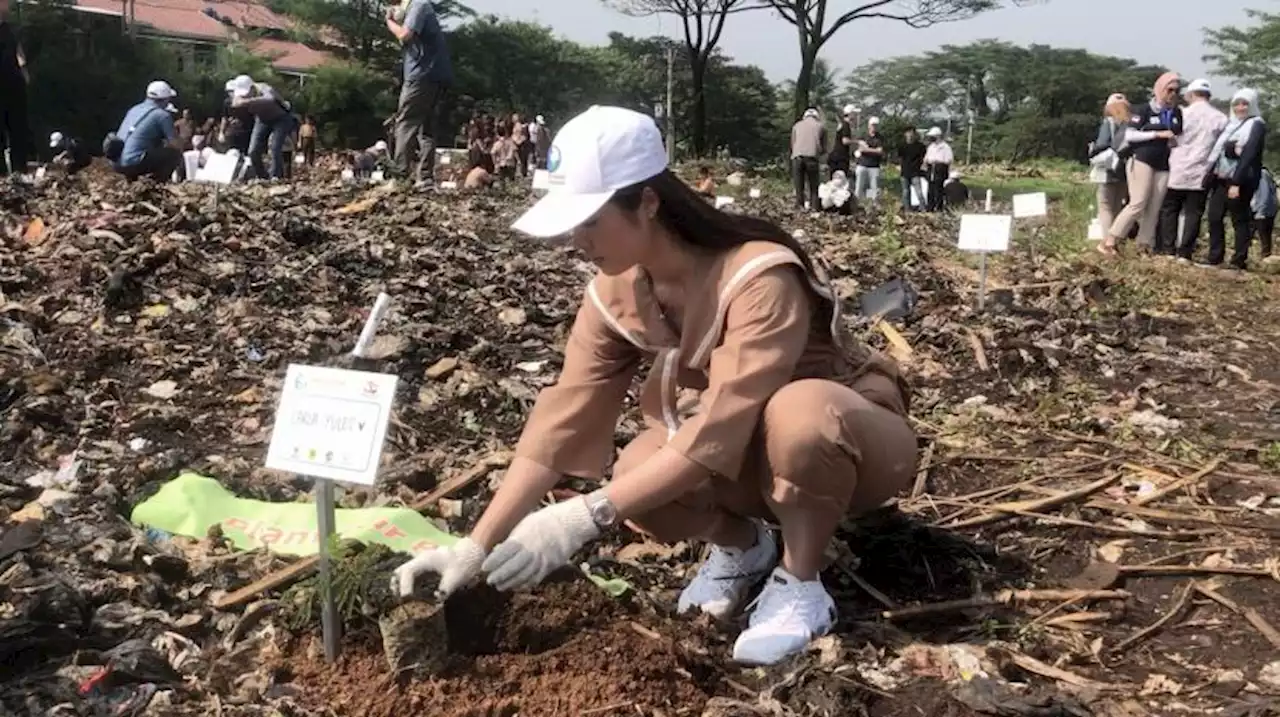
[2, 169, 1280, 716]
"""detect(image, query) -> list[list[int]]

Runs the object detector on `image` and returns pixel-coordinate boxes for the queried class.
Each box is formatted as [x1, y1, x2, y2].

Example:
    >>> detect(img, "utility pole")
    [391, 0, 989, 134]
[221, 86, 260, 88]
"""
[966, 108, 975, 165]
[665, 45, 675, 163]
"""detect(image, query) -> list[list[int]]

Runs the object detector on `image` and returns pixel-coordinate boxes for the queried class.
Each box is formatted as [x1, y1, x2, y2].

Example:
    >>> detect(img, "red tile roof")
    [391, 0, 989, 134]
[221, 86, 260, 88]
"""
[71, 0, 332, 71]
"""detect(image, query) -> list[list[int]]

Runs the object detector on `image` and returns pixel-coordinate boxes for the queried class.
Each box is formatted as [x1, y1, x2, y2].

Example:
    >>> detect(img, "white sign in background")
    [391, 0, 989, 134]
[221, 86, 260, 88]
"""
[958, 214, 1013, 252]
[266, 364, 398, 486]
[1012, 192, 1048, 218]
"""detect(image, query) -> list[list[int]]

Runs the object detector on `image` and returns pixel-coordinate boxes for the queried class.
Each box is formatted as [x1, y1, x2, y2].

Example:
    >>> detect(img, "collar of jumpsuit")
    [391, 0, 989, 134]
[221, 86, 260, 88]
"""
[506, 104, 912, 666]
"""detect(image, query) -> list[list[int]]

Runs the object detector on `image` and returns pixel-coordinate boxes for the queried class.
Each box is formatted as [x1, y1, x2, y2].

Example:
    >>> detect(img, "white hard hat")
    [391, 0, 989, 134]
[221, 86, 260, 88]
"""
[49, 131, 64, 149]
[803, 108, 819, 119]
[224, 79, 237, 93]
[231, 75, 255, 98]
[146, 80, 177, 100]
[927, 127, 943, 138]
[536, 115, 545, 124]
[868, 116, 881, 125]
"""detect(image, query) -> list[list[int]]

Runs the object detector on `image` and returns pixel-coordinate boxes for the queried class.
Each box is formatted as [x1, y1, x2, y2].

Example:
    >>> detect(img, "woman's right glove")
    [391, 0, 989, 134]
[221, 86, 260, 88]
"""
[391, 537, 487, 599]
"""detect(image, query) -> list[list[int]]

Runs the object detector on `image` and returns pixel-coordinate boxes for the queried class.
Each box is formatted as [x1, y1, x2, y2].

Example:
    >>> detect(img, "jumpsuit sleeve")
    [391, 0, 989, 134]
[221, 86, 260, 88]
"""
[665, 266, 811, 479]
[512, 292, 643, 479]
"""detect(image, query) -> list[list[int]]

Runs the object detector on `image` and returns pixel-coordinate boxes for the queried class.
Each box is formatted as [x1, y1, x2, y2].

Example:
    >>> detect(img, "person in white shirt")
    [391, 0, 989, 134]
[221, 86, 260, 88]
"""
[923, 127, 954, 212]
[1159, 78, 1227, 259]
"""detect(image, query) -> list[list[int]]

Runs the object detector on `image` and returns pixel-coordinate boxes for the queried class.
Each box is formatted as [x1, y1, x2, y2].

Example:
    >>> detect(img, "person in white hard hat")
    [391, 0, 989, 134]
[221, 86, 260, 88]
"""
[791, 108, 827, 210]
[828, 104, 856, 177]
[108, 80, 182, 182]
[853, 116, 885, 204]
[392, 105, 914, 668]
[49, 130, 90, 174]
[923, 127, 953, 212]
[1160, 78, 1227, 260]
[229, 74, 299, 180]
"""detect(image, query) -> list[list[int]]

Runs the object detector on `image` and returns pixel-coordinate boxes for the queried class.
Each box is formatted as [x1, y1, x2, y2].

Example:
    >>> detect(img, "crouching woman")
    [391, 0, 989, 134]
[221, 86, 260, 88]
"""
[393, 106, 917, 666]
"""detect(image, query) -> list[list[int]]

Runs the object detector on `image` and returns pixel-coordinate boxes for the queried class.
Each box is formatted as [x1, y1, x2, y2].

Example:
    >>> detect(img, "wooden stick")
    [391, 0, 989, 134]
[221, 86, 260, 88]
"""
[1132, 459, 1222, 506]
[1193, 583, 1280, 650]
[924, 498, 1213, 540]
[1109, 581, 1194, 654]
[910, 442, 934, 499]
[1000, 650, 1116, 690]
[965, 328, 990, 371]
[881, 588, 1129, 620]
[1083, 499, 1280, 536]
[1117, 565, 1276, 580]
[834, 554, 897, 610]
[945, 472, 1121, 529]
[1043, 611, 1113, 628]
[212, 453, 507, 610]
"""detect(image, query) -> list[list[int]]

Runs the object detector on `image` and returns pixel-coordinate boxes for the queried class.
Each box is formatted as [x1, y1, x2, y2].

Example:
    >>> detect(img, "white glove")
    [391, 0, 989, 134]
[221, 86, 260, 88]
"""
[391, 537, 487, 598]
[481, 498, 600, 592]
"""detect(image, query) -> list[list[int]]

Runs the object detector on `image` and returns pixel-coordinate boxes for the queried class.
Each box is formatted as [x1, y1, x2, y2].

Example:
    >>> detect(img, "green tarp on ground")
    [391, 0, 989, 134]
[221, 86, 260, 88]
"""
[130, 472, 457, 556]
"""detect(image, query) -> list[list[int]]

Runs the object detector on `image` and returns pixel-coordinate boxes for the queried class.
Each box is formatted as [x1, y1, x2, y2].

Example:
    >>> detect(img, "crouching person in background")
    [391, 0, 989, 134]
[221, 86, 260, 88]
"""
[48, 131, 91, 175]
[106, 81, 182, 183]
[1252, 166, 1277, 262]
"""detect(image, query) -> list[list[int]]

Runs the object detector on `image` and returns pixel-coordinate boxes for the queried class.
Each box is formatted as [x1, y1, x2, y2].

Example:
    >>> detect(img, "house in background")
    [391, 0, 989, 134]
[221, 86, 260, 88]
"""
[70, 0, 332, 78]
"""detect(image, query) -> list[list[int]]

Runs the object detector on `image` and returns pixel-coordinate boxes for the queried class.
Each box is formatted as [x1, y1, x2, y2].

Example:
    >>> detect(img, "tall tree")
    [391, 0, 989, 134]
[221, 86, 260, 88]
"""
[764, 0, 1019, 118]
[1204, 9, 1280, 102]
[605, 0, 748, 156]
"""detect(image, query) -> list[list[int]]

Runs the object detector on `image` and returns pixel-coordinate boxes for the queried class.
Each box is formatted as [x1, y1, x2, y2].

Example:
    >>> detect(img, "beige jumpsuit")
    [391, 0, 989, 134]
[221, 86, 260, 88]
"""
[513, 241, 917, 541]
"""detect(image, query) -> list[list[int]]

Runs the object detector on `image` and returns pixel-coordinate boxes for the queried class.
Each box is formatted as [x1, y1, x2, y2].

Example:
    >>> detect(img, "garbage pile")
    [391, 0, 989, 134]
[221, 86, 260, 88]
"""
[2, 173, 1279, 716]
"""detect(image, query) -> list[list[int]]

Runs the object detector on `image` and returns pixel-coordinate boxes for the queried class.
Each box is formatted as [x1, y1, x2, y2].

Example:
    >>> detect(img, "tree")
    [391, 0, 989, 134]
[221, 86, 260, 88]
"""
[762, 0, 1010, 118]
[270, 0, 473, 73]
[605, 0, 749, 156]
[780, 57, 840, 118]
[1205, 9, 1280, 102]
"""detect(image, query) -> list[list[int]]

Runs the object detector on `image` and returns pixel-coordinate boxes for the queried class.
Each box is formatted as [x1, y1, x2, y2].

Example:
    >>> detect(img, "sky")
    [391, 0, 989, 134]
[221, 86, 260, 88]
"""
[458, 0, 1262, 94]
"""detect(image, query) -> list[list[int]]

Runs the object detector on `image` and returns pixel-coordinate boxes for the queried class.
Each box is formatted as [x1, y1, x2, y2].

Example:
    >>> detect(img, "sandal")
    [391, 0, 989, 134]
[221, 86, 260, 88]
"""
[1097, 239, 1119, 256]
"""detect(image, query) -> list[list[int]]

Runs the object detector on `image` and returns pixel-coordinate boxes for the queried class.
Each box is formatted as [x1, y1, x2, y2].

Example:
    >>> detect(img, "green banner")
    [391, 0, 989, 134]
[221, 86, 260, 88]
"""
[130, 472, 457, 556]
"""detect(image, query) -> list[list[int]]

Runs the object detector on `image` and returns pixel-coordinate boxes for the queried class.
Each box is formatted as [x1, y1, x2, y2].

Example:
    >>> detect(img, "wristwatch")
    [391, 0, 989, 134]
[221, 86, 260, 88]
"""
[583, 490, 618, 529]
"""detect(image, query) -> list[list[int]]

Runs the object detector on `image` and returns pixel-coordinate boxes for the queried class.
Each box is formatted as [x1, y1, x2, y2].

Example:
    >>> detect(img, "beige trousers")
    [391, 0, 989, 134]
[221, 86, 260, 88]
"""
[621, 374, 917, 544]
[1096, 182, 1128, 239]
[1109, 159, 1169, 247]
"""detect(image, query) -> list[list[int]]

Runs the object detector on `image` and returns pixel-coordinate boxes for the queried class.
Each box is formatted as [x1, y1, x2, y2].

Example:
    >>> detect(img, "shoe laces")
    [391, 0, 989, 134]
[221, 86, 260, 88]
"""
[746, 579, 829, 632]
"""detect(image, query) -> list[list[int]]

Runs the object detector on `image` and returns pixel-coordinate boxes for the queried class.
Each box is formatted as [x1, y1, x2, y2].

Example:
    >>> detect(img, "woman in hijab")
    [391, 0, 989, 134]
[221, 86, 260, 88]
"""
[1204, 88, 1267, 270]
[1100, 72, 1184, 256]
[1089, 94, 1131, 239]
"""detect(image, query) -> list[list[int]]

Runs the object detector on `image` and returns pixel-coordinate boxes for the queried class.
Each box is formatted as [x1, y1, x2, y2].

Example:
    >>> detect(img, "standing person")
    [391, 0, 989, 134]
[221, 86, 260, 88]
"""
[281, 123, 297, 179]
[1161, 79, 1226, 260]
[923, 127, 953, 212]
[109, 80, 182, 182]
[174, 109, 196, 151]
[299, 116, 317, 167]
[386, 0, 453, 185]
[511, 113, 531, 178]
[531, 115, 551, 169]
[229, 74, 298, 180]
[1100, 72, 1184, 256]
[391, 105, 914, 667]
[853, 117, 884, 204]
[0, 0, 30, 178]
[828, 105, 854, 178]
[1252, 166, 1276, 262]
[490, 126, 518, 180]
[790, 108, 826, 211]
[898, 127, 926, 211]
[1089, 94, 1131, 240]
[1204, 88, 1266, 271]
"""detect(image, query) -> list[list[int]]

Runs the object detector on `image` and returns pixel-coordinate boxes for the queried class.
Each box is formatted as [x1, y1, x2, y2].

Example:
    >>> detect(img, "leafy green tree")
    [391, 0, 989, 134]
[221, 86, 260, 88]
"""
[297, 62, 398, 147]
[1205, 9, 1280, 103]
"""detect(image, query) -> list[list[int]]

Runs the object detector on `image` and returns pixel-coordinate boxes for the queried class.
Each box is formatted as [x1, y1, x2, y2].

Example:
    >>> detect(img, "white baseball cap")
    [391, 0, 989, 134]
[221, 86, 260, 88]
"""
[231, 75, 255, 98]
[512, 105, 667, 239]
[1185, 78, 1212, 96]
[842, 104, 856, 115]
[373, 140, 388, 153]
[927, 127, 943, 138]
[146, 80, 177, 100]
[49, 131, 64, 148]
[803, 108, 819, 119]
[868, 116, 881, 125]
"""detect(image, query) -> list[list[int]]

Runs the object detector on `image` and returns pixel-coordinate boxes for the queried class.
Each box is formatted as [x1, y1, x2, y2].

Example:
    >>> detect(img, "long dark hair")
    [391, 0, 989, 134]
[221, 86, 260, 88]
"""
[609, 169, 835, 321]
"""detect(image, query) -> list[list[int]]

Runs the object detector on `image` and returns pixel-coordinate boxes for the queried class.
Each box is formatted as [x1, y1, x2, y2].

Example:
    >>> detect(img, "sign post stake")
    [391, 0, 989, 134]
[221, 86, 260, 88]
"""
[978, 252, 988, 311]
[958, 214, 1011, 313]
[316, 478, 339, 662]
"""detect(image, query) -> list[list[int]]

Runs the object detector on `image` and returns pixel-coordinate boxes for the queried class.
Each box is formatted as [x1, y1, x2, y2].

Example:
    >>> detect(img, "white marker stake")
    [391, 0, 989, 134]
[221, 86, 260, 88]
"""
[958, 214, 1012, 311]
[266, 294, 396, 664]
[984, 189, 993, 213]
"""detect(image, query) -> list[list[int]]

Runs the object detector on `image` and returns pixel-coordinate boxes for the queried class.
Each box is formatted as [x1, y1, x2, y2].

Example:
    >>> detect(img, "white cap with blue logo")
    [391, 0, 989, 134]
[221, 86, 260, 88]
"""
[512, 105, 669, 239]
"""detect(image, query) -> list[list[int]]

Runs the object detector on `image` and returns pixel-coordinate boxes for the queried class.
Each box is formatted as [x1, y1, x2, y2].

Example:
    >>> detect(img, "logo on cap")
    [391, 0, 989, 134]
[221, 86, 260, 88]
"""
[546, 146, 562, 173]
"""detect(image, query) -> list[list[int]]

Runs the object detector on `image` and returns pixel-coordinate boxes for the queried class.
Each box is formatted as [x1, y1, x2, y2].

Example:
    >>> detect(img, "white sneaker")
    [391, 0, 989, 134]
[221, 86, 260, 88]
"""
[732, 567, 836, 666]
[676, 520, 777, 619]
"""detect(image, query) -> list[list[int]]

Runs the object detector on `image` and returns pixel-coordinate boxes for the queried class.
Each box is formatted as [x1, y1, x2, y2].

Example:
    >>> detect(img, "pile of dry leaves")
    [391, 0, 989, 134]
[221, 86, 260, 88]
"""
[1, 171, 1279, 717]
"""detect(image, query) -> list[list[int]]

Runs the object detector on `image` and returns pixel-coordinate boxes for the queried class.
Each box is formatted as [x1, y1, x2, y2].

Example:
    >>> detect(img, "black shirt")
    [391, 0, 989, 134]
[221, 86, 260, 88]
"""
[944, 180, 970, 206]
[1127, 102, 1184, 172]
[830, 122, 852, 166]
[856, 133, 884, 168]
[57, 139, 92, 172]
[899, 140, 926, 178]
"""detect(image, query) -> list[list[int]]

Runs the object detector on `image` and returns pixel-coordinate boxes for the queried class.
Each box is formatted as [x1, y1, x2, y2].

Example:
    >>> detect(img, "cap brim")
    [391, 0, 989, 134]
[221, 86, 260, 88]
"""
[512, 189, 614, 239]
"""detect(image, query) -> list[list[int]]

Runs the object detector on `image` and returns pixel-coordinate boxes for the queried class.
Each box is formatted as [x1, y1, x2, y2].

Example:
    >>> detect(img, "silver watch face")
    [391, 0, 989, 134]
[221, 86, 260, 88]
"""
[590, 497, 617, 527]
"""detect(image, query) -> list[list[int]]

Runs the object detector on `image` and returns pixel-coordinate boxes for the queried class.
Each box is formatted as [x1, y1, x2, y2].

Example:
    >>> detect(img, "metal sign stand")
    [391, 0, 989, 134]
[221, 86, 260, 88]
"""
[312, 291, 393, 663]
